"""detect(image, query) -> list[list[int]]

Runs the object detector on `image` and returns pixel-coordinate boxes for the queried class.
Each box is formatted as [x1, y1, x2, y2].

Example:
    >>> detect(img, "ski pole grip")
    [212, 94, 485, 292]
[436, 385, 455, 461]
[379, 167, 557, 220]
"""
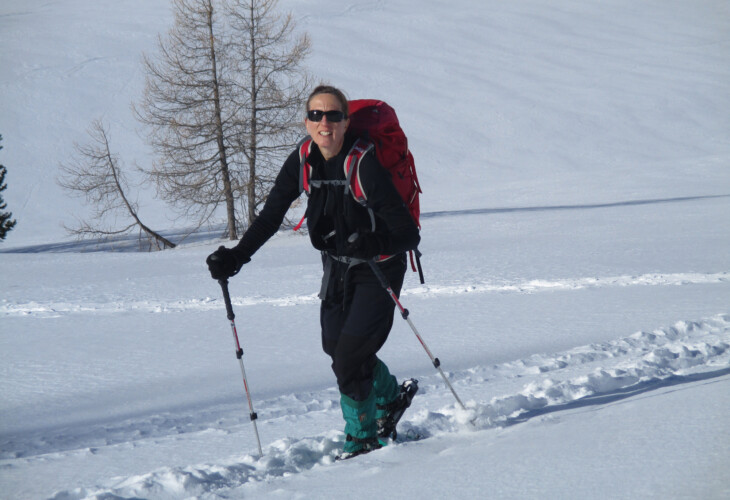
[218, 279, 236, 321]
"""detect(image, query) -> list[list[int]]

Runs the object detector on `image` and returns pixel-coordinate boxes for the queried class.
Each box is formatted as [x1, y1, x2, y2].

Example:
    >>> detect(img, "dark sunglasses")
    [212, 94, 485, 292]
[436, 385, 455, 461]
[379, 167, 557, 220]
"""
[307, 109, 346, 123]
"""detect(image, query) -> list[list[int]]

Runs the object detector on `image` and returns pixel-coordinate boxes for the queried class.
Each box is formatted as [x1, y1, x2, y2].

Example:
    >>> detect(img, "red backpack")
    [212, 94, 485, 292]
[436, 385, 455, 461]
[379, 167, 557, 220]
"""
[296, 99, 424, 282]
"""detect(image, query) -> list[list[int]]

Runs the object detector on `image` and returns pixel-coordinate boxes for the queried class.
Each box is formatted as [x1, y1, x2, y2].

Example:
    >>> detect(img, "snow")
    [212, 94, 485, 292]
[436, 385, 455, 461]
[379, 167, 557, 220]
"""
[1, 0, 729, 498]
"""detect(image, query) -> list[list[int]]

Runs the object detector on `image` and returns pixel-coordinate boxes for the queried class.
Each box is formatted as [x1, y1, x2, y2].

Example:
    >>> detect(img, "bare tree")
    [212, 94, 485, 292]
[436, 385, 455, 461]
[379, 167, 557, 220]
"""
[226, 0, 311, 224]
[135, 0, 310, 240]
[58, 120, 176, 249]
[136, 0, 238, 239]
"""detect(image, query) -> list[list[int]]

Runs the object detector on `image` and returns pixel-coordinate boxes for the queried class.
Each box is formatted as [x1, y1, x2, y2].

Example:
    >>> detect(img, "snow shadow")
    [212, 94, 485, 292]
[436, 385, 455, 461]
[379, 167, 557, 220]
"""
[0, 220, 304, 254]
[2, 194, 727, 254]
[0, 225, 230, 254]
[421, 194, 730, 220]
[503, 367, 730, 426]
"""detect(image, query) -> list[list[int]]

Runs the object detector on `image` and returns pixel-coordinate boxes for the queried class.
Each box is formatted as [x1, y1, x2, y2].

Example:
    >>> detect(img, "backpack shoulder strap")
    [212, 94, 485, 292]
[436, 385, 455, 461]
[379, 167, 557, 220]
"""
[343, 138, 374, 204]
[293, 137, 314, 231]
[297, 136, 314, 194]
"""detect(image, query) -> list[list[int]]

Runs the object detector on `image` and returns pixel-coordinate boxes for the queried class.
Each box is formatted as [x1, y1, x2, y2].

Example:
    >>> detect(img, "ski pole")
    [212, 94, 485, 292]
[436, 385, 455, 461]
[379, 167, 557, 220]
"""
[218, 278, 263, 458]
[367, 260, 467, 410]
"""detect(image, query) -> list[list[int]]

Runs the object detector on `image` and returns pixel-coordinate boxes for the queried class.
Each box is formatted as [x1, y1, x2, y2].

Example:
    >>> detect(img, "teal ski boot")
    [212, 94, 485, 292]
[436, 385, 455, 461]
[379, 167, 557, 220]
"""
[338, 391, 382, 460]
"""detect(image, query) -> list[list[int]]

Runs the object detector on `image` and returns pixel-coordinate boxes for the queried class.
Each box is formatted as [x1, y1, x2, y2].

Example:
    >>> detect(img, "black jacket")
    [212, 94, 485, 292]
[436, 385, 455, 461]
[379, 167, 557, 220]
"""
[234, 133, 420, 261]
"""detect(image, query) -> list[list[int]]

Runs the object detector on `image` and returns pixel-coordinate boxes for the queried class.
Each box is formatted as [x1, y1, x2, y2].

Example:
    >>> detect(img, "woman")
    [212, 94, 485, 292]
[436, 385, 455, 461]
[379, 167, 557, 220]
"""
[207, 85, 420, 458]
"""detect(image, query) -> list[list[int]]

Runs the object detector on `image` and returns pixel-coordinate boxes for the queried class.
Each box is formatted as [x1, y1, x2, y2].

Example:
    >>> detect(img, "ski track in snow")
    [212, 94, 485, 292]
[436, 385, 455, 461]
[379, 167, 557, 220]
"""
[9, 314, 729, 500]
[2, 271, 727, 318]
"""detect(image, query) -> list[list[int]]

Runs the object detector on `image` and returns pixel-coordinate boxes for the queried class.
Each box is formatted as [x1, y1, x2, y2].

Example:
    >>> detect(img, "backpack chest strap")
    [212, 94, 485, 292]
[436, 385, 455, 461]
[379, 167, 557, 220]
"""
[298, 136, 374, 200]
[296, 136, 376, 232]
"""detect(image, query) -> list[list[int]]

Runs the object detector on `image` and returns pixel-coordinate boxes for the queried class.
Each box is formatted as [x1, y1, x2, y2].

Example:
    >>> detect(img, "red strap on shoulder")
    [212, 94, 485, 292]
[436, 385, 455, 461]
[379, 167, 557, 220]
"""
[344, 138, 373, 204]
[294, 138, 313, 232]
[298, 138, 313, 193]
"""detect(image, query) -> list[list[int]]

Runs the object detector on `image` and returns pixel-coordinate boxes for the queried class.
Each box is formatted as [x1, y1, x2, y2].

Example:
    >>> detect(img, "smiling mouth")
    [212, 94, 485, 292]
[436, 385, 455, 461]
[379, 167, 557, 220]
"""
[319, 131, 332, 136]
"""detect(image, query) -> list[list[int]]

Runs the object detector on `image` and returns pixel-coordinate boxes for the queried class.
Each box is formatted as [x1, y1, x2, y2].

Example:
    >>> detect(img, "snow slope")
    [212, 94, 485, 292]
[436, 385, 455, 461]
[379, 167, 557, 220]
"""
[2, 0, 729, 246]
[1, 0, 729, 499]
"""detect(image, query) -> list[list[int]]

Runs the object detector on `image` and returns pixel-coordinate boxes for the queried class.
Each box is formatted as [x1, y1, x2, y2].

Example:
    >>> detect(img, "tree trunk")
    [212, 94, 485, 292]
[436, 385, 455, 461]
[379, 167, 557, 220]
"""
[207, 1, 238, 240]
[105, 137, 176, 249]
[247, 0, 258, 225]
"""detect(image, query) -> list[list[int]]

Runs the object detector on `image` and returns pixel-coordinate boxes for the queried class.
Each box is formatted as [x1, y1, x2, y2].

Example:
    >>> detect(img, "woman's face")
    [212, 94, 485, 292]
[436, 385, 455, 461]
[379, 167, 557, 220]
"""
[305, 93, 349, 160]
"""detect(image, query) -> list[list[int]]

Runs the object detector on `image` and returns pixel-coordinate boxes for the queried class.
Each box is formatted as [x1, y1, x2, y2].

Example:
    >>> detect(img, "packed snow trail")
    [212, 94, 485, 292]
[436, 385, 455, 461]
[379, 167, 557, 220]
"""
[1, 271, 727, 317]
[31, 314, 730, 499]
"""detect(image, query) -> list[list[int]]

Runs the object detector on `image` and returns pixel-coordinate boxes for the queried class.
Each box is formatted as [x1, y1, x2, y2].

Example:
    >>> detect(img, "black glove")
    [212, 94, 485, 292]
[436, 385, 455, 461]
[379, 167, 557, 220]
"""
[345, 231, 384, 260]
[206, 246, 250, 280]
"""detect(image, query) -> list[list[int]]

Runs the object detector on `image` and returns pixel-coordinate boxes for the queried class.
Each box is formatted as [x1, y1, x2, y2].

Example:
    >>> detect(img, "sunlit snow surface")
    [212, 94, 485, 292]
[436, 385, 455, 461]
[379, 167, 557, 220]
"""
[1, 0, 729, 498]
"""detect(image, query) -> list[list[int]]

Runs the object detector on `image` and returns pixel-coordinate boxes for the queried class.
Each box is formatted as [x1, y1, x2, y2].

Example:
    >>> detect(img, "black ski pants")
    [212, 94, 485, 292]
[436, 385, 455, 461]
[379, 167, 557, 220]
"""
[320, 253, 406, 402]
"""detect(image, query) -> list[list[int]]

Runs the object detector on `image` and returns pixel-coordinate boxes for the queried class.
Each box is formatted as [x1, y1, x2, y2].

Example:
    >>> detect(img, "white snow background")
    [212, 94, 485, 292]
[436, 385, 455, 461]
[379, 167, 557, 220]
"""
[1, 0, 730, 498]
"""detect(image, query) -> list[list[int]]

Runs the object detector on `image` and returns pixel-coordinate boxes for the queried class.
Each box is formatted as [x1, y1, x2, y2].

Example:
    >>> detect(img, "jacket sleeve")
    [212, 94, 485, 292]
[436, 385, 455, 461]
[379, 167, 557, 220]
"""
[233, 149, 302, 260]
[357, 152, 420, 255]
